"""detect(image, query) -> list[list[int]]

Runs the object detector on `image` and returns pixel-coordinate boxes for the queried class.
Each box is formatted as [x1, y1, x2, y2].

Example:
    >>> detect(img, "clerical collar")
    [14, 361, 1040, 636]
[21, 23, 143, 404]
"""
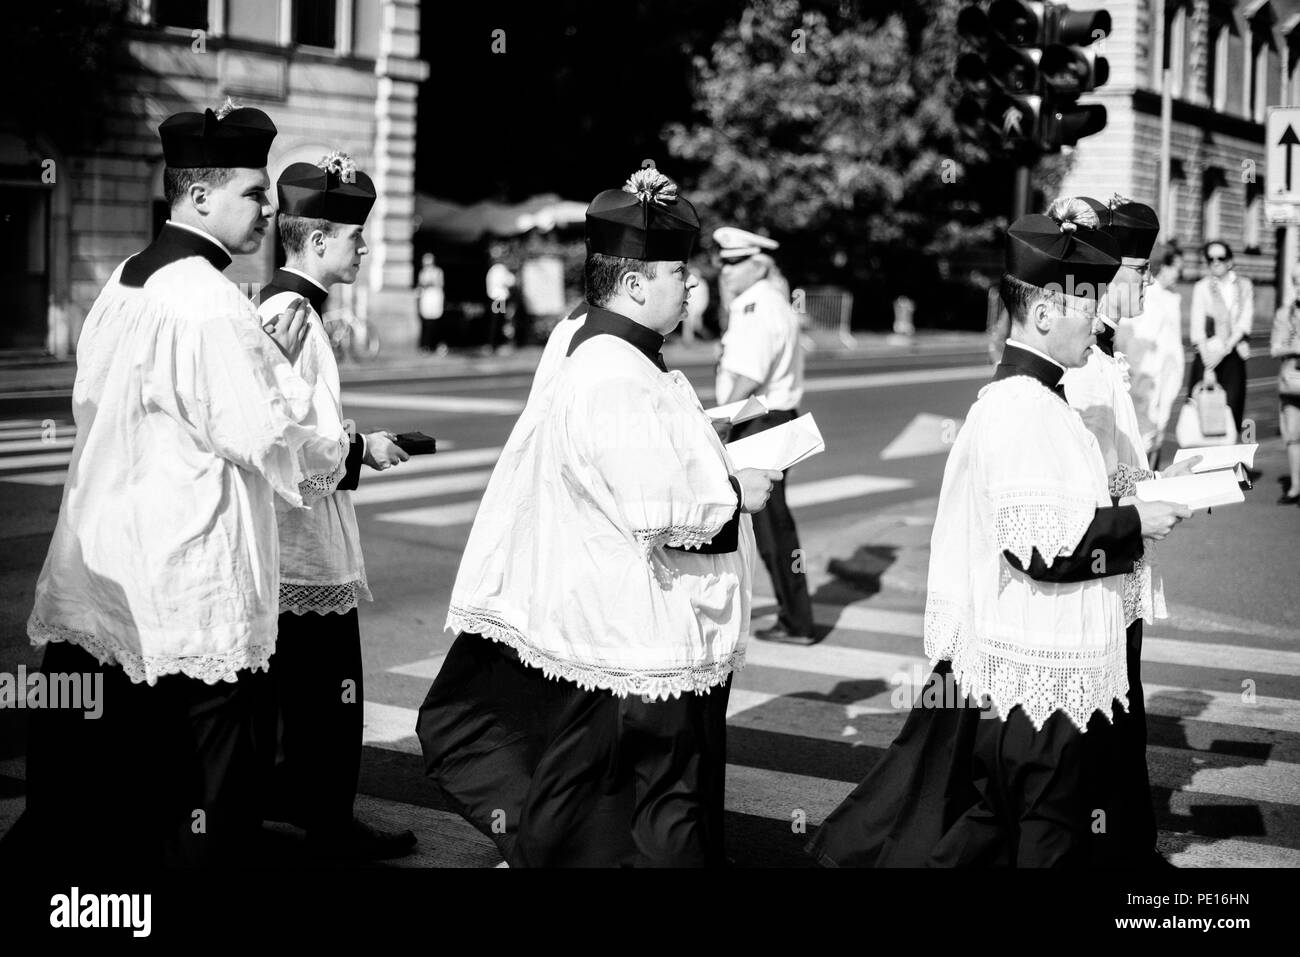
[164, 220, 233, 261]
[566, 305, 667, 370]
[120, 220, 233, 287]
[996, 340, 1067, 400]
[1094, 320, 1116, 357]
[260, 267, 330, 316]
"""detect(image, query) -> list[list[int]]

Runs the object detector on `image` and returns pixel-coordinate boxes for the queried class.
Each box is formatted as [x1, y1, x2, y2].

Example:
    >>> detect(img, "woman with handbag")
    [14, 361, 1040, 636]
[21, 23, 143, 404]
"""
[1271, 264, 1300, 504]
[1189, 241, 1252, 433]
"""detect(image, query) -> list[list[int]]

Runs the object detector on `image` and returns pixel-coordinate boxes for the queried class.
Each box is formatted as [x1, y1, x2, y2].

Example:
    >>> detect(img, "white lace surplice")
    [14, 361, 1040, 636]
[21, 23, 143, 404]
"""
[1062, 345, 1166, 625]
[925, 376, 1129, 731]
[446, 335, 755, 700]
[259, 292, 370, 615]
[28, 259, 350, 684]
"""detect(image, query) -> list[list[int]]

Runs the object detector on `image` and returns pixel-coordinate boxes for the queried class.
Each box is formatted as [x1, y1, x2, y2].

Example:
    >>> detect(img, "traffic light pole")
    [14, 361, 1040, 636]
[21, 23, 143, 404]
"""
[1013, 164, 1033, 219]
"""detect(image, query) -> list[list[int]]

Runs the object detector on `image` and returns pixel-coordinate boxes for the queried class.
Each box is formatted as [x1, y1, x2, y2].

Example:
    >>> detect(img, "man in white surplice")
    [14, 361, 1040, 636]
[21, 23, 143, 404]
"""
[21, 103, 352, 867]
[809, 206, 1189, 868]
[1057, 195, 1200, 867]
[417, 163, 781, 868]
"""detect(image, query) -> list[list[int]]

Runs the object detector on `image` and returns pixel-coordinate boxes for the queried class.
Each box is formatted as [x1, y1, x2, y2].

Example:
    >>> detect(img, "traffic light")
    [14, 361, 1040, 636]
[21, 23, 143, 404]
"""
[954, 1, 1110, 154]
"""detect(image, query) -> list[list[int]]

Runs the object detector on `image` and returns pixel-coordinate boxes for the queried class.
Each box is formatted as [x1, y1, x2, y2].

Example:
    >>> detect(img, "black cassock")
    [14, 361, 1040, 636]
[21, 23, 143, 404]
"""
[417, 309, 742, 868]
[806, 347, 1151, 868]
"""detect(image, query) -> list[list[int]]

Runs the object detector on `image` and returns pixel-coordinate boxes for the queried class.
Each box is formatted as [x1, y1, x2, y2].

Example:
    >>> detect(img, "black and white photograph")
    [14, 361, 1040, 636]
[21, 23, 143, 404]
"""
[0, 0, 1293, 936]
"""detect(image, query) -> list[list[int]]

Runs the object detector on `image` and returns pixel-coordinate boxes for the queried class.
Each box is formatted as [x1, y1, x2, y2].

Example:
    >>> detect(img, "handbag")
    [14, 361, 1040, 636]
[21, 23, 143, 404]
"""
[1175, 373, 1239, 446]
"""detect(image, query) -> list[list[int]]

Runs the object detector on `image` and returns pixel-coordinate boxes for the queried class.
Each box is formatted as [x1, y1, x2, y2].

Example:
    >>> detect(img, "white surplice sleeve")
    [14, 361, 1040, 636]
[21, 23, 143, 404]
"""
[567, 369, 739, 555]
[151, 300, 348, 509]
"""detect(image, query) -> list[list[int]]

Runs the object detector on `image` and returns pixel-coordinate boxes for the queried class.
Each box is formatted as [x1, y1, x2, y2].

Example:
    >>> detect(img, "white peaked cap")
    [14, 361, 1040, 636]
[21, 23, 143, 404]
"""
[712, 226, 780, 260]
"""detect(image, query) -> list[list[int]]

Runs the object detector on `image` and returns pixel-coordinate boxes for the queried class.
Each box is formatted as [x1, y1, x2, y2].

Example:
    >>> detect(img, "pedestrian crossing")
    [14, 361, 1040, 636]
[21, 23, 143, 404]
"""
[354, 595, 1300, 867]
[0, 410, 923, 526]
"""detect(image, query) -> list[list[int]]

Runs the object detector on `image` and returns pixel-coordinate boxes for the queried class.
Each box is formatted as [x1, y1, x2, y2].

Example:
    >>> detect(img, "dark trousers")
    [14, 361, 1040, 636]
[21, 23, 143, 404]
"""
[1189, 349, 1247, 430]
[730, 408, 814, 636]
[418, 632, 731, 867]
[1089, 620, 1158, 863]
[21, 641, 266, 867]
[262, 608, 363, 836]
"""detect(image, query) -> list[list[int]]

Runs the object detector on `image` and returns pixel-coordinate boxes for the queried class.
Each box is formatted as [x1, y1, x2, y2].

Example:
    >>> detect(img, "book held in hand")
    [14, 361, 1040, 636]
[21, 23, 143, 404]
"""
[724, 413, 825, 472]
[393, 432, 437, 455]
[1172, 443, 1258, 472]
[1135, 470, 1244, 511]
[705, 395, 768, 424]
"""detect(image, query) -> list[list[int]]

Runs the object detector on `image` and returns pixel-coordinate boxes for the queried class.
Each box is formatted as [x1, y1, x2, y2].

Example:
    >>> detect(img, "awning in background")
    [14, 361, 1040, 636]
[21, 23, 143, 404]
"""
[414, 192, 586, 243]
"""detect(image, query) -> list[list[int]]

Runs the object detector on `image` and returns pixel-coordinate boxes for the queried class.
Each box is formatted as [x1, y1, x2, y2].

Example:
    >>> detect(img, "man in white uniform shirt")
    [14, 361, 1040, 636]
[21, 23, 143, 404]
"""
[417, 164, 780, 867]
[256, 152, 414, 860]
[713, 227, 814, 644]
[22, 103, 352, 866]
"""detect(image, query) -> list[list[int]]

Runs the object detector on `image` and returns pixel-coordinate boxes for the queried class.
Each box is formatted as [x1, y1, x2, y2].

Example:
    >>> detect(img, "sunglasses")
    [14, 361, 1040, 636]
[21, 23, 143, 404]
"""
[1207, 254, 1231, 263]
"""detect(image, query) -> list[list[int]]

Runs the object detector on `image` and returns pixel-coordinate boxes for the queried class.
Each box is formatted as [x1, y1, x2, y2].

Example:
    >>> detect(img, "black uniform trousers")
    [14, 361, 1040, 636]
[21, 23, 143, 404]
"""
[418, 632, 731, 867]
[18, 640, 267, 867]
[261, 608, 364, 837]
[1189, 350, 1247, 431]
[728, 408, 815, 636]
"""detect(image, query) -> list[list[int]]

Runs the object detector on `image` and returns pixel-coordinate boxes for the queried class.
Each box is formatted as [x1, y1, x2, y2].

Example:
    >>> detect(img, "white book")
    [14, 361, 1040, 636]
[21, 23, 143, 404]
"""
[1172, 443, 1258, 472]
[724, 413, 825, 472]
[705, 395, 768, 424]
[1135, 470, 1245, 511]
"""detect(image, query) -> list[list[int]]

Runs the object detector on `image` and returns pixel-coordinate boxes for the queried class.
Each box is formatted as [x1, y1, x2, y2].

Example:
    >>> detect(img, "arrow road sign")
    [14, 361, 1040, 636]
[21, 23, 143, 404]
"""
[1267, 107, 1300, 209]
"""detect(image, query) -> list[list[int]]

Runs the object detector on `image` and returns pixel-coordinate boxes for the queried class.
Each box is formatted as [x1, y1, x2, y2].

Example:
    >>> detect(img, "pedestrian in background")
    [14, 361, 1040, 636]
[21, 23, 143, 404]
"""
[1118, 246, 1186, 468]
[417, 252, 447, 355]
[714, 226, 815, 645]
[1189, 240, 1252, 434]
[1271, 261, 1300, 504]
[485, 242, 517, 354]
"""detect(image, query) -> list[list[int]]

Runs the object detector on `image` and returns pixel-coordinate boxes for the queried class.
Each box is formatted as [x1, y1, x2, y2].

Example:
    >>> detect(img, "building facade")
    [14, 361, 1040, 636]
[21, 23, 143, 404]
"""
[0, 0, 426, 356]
[1061, 0, 1300, 297]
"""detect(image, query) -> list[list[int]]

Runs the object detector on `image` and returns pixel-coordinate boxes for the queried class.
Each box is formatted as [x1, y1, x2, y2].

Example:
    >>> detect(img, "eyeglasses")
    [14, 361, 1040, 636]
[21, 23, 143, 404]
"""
[1207, 254, 1230, 263]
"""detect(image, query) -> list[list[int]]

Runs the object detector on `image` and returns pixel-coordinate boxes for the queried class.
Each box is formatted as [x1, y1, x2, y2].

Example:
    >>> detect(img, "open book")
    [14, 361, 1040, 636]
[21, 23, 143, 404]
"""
[705, 395, 768, 425]
[725, 413, 825, 472]
[1135, 470, 1245, 511]
[1172, 443, 1258, 472]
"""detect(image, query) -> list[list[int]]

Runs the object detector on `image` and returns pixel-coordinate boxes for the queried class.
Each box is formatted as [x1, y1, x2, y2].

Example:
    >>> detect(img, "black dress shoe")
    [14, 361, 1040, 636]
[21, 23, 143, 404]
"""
[309, 818, 417, 861]
[754, 624, 817, 646]
[1278, 483, 1300, 505]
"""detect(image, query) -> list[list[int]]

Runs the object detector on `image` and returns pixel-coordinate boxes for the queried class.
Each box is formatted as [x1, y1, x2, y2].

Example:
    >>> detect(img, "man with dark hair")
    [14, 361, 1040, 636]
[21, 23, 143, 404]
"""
[23, 101, 352, 866]
[418, 163, 781, 867]
[255, 151, 415, 860]
[808, 206, 1189, 868]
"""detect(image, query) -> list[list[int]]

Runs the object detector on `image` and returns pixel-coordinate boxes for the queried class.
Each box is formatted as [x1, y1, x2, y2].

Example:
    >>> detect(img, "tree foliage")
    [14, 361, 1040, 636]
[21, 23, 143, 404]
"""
[666, 0, 1043, 305]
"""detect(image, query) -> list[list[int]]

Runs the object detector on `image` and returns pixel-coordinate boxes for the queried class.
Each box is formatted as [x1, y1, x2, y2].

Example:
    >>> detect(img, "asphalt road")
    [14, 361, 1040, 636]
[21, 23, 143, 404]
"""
[1, 347, 1297, 867]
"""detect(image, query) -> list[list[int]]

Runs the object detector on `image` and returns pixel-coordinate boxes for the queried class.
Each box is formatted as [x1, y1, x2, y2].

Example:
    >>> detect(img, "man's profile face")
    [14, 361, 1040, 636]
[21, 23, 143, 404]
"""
[641, 260, 695, 332]
[1100, 261, 1149, 318]
[1042, 291, 1101, 368]
[200, 167, 272, 254]
[320, 224, 367, 284]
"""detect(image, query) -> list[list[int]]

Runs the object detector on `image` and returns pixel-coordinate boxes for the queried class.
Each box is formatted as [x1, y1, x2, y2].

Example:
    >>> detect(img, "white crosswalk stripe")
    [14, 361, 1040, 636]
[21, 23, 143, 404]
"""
[372, 590, 1300, 866]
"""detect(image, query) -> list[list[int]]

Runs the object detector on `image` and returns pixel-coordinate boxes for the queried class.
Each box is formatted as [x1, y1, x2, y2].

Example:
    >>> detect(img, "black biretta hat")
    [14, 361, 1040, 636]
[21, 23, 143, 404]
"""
[586, 162, 700, 261]
[159, 102, 276, 169]
[1006, 211, 1121, 300]
[277, 152, 376, 225]
[1074, 195, 1160, 261]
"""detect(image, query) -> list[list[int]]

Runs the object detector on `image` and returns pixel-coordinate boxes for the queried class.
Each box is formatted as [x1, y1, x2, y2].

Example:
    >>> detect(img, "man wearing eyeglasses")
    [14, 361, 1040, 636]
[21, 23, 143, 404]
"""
[1190, 240, 1253, 434]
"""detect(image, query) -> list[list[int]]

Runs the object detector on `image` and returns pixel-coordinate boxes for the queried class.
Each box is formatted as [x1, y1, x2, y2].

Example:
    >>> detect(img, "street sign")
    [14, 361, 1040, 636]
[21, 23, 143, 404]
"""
[1266, 106, 1300, 219]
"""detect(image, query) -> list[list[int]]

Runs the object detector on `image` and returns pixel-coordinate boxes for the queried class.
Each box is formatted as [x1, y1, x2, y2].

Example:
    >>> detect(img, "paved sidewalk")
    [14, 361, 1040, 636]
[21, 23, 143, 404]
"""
[0, 329, 987, 396]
